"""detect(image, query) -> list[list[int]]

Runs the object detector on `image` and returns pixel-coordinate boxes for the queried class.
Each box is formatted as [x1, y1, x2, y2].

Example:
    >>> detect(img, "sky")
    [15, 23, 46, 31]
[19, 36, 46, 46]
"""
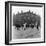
[12, 6, 44, 17]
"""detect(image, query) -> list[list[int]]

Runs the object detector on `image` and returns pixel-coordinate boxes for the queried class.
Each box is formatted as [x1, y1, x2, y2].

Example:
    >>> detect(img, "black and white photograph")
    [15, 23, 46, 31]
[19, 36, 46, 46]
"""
[5, 1, 45, 44]
[12, 6, 41, 39]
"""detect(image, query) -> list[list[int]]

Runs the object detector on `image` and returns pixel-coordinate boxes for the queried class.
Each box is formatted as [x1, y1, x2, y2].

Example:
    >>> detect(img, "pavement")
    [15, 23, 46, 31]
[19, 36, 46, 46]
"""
[12, 26, 40, 39]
